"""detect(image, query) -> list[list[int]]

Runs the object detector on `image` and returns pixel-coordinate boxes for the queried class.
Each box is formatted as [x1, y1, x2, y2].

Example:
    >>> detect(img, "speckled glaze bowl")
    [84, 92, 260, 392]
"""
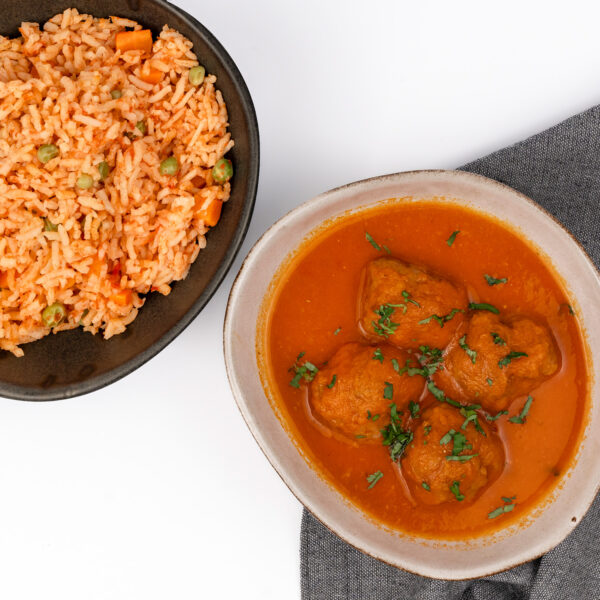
[224, 170, 600, 579]
[0, 0, 259, 400]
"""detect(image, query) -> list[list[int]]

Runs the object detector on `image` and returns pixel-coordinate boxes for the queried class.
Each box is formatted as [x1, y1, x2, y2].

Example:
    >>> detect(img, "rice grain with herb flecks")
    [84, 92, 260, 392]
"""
[0, 9, 234, 356]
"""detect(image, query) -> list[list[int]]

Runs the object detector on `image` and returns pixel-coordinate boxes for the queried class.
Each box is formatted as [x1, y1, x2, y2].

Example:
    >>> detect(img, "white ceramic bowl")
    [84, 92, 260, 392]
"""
[223, 170, 600, 579]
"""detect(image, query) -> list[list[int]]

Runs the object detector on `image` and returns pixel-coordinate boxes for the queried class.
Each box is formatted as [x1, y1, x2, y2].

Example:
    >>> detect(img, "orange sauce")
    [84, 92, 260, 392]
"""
[262, 201, 589, 539]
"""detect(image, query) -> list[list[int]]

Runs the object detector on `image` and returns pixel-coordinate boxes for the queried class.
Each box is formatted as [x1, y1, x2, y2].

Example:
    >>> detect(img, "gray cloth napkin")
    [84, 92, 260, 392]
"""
[301, 105, 600, 600]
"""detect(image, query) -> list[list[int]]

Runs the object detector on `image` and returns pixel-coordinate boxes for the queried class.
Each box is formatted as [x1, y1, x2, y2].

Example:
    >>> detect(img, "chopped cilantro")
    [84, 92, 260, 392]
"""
[422, 482, 431, 491]
[498, 351, 528, 369]
[381, 403, 413, 461]
[365, 232, 381, 251]
[382, 245, 391, 255]
[289, 353, 319, 388]
[460, 405, 485, 435]
[401, 290, 421, 308]
[447, 230, 460, 246]
[458, 334, 477, 364]
[486, 410, 508, 422]
[372, 304, 403, 337]
[397, 358, 427, 377]
[383, 382, 394, 400]
[424, 424, 432, 436]
[509, 396, 533, 424]
[355, 434, 366, 439]
[333, 327, 342, 335]
[327, 374, 337, 389]
[566, 304, 575, 316]
[409, 401, 420, 419]
[366, 410, 380, 422]
[428, 381, 446, 402]
[417, 346, 444, 377]
[389, 403, 402, 421]
[440, 429, 473, 457]
[439, 429, 455, 446]
[419, 308, 463, 328]
[484, 274, 508, 286]
[427, 381, 461, 407]
[372, 347, 384, 363]
[488, 495, 516, 519]
[450, 480, 465, 501]
[491, 332, 507, 346]
[446, 454, 479, 462]
[487, 378, 494, 386]
[469, 302, 500, 314]
[366, 470, 384, 489]
[391, 358, 400, 372]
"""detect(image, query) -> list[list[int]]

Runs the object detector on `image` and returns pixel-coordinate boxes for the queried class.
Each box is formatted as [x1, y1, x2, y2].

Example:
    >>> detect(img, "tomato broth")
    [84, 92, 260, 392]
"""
[262, 200, 588, 539]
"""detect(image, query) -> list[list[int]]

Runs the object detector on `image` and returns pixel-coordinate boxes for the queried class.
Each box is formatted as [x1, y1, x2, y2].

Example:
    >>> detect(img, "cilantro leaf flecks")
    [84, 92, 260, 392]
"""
[488, 495, 516, 519]
[381, 403, 413, 461]
[372, 303, 403, 337]
[289, 352, 319, 388]
[484, 274, 508, 286]
[447, 230, 460, 246]
[419, 308, 463, 328]
[469, 302, 500, 314]
[366, 470, 384, 489]
[491, 332, 507, 346]
[498, 351, 528, 369]
[450, 480, 465, 501]
[365, 232, 381, 251]
[458, 334, 477, 364]
[509, 396, 533, 424]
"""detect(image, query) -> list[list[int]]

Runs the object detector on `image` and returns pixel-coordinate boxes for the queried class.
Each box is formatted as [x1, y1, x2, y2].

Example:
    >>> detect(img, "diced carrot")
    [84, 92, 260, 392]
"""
[115, 29, 153, 54]
[111, 289, 133, 306]
[197, 199, 223, 227]
[139, 63, 163, 85]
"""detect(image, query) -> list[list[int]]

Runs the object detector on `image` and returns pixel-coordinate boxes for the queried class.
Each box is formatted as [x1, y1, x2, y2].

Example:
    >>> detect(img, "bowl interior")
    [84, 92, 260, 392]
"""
[224, 170, 600, 579]
[1, 0, 259, 400]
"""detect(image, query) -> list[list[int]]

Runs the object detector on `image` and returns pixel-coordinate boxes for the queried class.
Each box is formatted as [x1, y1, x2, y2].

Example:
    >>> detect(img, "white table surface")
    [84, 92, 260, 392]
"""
[3, 1, 600, 598]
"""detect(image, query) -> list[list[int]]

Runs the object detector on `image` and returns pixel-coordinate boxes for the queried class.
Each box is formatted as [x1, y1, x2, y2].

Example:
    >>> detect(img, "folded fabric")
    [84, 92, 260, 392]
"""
[301, 105, 600, 600]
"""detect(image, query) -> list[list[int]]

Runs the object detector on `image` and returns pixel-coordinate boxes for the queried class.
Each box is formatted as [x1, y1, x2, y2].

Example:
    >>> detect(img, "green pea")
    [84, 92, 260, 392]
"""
[76, 173, 94, 189]
[42, 302, 66, 328]
[78, 308, 89, 326]
[98, 161, 110, 181]
[110, 89, 122, 99]
[135, 120, 147, 135]
[37, 144, 59, 164]
[212, 158, 233, 183]
[159, 156, 179, 176]
[188, 65, 205, 86]
[43, 218, 58, 232]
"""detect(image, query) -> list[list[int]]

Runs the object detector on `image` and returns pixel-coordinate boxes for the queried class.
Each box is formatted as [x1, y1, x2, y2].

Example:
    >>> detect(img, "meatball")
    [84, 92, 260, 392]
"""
[309, 342, 425, 440]
[434, 311, 559, 413]
[358, 257, 468, 350]
[402, 403, 504, 505]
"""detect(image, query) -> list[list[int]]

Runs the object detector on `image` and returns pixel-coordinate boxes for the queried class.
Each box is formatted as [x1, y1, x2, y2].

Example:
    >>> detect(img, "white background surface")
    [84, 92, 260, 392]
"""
[2, 1, 600, 598]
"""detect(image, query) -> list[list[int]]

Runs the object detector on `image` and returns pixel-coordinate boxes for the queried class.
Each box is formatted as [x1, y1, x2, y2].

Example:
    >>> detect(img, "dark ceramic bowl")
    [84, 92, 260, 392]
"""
[1, 0, 259, 400]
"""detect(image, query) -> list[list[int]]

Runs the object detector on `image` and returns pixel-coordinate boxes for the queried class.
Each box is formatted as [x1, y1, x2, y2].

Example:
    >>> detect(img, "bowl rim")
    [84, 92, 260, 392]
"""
[0, 0, 260, 402]
[223, 168, 600, 579]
